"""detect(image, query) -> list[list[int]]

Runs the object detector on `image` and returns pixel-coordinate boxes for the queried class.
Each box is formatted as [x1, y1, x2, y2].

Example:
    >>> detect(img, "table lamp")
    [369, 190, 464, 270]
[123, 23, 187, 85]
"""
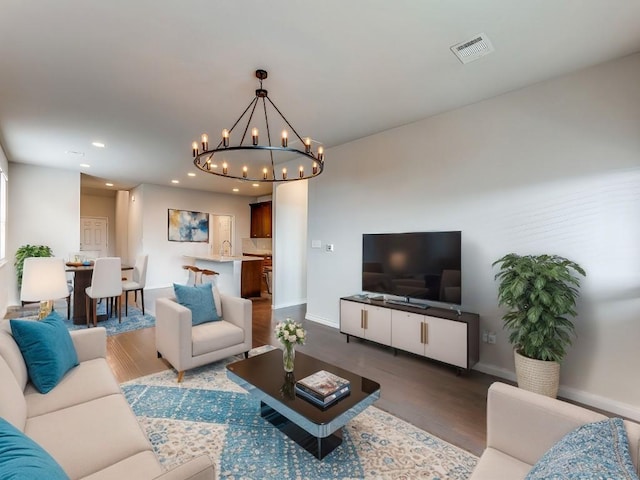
[20, 257, 69, 320]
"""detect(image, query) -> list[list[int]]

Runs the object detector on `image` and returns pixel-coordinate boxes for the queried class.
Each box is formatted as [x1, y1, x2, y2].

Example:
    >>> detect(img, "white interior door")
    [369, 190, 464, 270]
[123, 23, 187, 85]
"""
[80, 217, 108, 257]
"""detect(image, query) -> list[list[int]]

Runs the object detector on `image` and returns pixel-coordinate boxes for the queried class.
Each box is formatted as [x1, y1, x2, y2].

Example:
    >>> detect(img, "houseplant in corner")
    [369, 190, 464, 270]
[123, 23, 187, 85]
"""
[493, 253, 586, 398]
[15, 244, 54, 289]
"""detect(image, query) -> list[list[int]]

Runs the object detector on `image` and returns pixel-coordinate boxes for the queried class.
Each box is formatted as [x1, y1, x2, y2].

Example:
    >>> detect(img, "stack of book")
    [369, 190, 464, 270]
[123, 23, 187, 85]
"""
[295, 370, 351, 407]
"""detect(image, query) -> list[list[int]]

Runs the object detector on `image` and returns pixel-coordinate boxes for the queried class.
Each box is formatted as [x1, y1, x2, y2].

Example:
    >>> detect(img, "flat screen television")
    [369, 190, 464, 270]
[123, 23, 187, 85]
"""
[362, 231, 461, 306]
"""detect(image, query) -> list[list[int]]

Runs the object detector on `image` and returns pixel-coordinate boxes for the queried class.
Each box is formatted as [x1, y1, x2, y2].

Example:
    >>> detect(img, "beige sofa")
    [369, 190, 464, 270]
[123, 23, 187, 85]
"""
[0, 325, 215, 480]
[155, 290, 252, 382]
[470, 382, 640, 479]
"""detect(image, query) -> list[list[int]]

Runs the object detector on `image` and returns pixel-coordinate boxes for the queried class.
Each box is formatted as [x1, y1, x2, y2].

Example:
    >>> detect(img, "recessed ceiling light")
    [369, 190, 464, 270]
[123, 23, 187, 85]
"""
[92, 142, 106, 148]
[79, 163, 90, 168]
[105, 183, 114, 187]
[188, 172, 196, 177]
[171, 180, 179, 184]
[252, 183, 259, 187]
[232, 188, 239, 192]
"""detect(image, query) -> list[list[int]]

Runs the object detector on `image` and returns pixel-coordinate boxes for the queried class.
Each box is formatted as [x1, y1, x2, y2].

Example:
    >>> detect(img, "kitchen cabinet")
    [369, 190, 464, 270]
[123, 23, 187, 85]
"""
[250, 201, 272, 238]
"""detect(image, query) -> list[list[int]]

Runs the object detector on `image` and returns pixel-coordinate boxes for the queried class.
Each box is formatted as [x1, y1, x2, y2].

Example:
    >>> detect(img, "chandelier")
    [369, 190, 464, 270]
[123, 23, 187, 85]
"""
[192, 69, 324, 182]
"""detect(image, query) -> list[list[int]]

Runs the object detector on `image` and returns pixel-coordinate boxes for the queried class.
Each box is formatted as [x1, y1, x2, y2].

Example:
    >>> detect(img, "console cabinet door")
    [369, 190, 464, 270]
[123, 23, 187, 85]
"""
[391, 310, 425, 356]
[340, 300, 365, 337]
[363, 305, 392, 345]
[424, 315, 468, 368]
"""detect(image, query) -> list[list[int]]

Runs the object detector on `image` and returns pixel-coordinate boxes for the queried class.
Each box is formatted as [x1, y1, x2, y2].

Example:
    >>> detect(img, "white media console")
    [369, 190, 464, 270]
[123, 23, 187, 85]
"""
[340, 296, 480, 372]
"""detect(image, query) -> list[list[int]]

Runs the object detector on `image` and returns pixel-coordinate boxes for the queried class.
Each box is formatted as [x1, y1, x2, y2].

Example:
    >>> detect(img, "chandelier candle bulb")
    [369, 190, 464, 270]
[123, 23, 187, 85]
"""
[192, 142, 198, 157]
[281, 130, 288, 147]
[263, 168, 268, 180]
[312, 162, 318, 175]
[299, 166, 304, 178]
[304, 137, 311, 153]
[318, 146, 324, 161]
[252, 128, 258, 145]
[242, 166, 248, 178]
[282, 167, 287, 180]
[222, 129, 229, 147]
[201, 134, 209, 151]
[222, 162, 228, 175]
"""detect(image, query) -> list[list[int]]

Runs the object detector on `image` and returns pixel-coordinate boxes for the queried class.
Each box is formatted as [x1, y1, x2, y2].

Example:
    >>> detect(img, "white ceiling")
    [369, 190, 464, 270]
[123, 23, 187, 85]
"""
[1, 1, 639, 197]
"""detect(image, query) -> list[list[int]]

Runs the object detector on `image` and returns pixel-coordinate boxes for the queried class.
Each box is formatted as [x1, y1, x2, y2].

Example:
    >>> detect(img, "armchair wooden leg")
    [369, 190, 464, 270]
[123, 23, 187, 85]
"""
[177, 371, 185, 383]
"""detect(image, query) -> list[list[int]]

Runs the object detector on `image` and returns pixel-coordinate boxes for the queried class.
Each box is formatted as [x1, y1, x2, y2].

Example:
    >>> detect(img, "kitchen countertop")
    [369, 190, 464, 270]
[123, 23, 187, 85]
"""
[183, 255, 263, 263]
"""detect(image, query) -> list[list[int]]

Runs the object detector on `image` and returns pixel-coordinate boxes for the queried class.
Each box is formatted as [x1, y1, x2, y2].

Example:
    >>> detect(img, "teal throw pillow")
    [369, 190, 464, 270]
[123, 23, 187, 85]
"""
[526, 417, 639, 480]
[10, 311, 79, 394]
[0, 417, 69, 479]
[173, 283, 220, 326]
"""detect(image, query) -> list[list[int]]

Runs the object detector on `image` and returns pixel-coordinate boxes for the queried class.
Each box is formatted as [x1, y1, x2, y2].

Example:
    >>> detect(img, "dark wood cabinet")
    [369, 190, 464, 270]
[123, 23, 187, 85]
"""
[241, 259, 264, 298]
[250, 201, 272, 238]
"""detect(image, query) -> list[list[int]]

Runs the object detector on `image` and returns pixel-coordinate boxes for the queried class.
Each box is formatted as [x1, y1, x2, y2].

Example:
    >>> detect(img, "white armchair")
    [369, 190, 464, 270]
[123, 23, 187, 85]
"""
[155, 287, 252, 382]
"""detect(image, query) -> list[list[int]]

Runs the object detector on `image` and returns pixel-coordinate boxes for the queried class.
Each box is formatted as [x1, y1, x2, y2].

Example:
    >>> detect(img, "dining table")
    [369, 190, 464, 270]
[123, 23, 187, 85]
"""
[65, 263, 133, 325]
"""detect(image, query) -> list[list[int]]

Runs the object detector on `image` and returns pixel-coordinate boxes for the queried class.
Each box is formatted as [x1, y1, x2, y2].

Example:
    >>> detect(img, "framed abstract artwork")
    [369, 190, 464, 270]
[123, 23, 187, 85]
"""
[168, 209, 209, 242]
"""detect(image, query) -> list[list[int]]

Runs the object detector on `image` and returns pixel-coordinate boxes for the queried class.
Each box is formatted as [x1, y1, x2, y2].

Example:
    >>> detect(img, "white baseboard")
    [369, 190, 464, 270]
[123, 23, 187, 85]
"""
[474, 361, 640, 422]
[305, 313, 339, 328]
[272, 299, 306, 310]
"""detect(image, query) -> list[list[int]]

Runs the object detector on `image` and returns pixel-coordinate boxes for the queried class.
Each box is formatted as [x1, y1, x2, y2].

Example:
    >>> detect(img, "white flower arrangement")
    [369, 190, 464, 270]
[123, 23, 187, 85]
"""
[275, 318, 306, 348]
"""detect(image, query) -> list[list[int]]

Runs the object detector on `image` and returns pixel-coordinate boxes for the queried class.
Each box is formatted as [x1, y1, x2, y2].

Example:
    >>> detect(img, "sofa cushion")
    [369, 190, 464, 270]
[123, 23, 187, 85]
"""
[192, 320, 244, 356]
[526, 417, 639, 480]
[81, 451, 163, 480]
[0, 327, 28, 390]
[0, 356, 28, 431]
[0, 417, 69, 479]
[10, 311, 79, 394]
[25, 358, 121, 418]
[25, 393, 152, 480]
[173, 283, 220, 325]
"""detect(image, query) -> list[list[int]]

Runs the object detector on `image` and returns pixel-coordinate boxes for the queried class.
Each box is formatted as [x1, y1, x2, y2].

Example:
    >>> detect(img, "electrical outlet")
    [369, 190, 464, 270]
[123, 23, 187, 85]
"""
[325, 244, 334, 252]
[487, 332, 497, 344]
[482, 330, 488, 343]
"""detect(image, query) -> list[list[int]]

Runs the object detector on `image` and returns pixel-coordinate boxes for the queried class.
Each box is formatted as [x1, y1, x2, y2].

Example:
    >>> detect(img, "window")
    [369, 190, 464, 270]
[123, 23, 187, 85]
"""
[0, 169, 6, 261]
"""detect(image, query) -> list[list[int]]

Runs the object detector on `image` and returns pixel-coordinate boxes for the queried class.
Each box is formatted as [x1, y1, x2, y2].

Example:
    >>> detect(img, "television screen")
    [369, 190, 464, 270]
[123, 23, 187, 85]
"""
[362, 231, 461, 305]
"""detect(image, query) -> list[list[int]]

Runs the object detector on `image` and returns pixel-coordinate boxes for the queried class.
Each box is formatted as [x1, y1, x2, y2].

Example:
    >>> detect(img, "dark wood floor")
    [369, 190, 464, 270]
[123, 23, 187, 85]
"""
[107, 296, 499, 456]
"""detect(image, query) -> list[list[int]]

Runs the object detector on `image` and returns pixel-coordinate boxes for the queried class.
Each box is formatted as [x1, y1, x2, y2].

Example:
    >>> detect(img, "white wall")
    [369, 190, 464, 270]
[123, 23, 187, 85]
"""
[6, 163, 80, 306]
[307, 54, 640, 417]
[0, 145, 9, 316]
[273, 180, 308, 309]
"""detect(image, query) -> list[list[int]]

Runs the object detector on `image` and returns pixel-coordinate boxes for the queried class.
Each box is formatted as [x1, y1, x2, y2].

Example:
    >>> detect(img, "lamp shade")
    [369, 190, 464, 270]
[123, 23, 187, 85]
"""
[20, 257, 69, 302]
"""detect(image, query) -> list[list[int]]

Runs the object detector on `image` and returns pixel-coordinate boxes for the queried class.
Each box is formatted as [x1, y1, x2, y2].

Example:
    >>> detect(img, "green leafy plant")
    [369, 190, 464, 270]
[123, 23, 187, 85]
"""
[493, 253, 586, 363]
[15, 244, 54, 289]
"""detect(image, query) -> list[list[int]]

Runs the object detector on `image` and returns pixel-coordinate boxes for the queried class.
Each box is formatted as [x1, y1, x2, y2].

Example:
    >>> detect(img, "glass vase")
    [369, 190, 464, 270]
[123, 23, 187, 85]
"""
[283, 343, 295, 372]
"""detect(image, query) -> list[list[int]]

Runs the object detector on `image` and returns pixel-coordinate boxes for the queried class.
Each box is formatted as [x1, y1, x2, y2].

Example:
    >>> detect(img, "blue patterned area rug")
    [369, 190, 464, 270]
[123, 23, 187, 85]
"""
[122, 350, 477, 480]
[64, 304, 155, 336]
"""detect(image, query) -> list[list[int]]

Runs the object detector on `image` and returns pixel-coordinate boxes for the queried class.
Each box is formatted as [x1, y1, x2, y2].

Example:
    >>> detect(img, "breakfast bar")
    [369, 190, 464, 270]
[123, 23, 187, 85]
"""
[183, 255, 263, 298]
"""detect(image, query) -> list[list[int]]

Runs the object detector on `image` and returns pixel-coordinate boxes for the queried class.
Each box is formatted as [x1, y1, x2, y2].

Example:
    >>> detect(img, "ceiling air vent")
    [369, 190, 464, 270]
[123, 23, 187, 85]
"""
[450, 33, 494, 64]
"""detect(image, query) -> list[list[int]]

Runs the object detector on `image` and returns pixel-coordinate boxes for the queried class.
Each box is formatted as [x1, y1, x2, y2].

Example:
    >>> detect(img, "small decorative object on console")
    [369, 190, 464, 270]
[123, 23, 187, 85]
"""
[275, 318, 306, 372]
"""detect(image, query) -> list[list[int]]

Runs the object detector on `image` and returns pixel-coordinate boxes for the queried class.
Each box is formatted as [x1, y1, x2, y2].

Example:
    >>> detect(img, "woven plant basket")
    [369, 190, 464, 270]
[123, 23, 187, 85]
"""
[514, 350, 560, 398]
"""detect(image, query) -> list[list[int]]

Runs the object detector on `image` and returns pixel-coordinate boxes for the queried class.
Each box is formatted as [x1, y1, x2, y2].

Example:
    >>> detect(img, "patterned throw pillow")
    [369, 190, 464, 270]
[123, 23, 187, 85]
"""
[526, 417, 639, 480]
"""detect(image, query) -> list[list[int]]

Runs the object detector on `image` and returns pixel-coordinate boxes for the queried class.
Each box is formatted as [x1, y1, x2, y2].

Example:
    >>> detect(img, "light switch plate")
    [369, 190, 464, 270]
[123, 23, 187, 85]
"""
[311, 240, 321, 249]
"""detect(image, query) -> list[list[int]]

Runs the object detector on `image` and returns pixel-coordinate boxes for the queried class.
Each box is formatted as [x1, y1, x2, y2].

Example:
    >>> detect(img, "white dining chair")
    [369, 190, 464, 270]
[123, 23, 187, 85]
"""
[122, 254, 148, 316]
[85, 257, 123, 327]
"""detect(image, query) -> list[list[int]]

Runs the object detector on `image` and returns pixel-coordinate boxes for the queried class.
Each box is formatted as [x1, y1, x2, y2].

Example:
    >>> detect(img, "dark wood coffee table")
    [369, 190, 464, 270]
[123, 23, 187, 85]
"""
[226, 348, 380, 459]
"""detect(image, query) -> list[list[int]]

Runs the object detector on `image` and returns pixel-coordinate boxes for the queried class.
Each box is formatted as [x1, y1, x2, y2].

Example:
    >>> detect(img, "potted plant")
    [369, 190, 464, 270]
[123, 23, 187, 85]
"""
[15, 244, 54, 289]
[493, 253, 586, 398]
